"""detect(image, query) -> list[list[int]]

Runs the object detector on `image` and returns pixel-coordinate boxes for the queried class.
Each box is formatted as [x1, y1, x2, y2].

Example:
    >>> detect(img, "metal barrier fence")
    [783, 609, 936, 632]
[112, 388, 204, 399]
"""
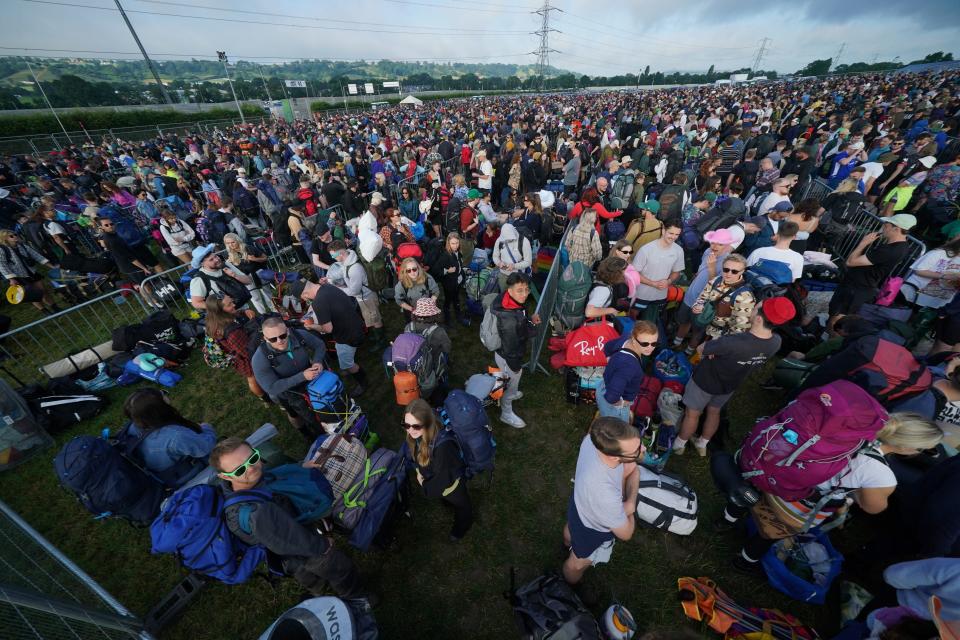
[0, 500, 152, 639]
[0, 288, 152, 386]
[798, 178, 835, 204]
[527, 222, 573, 374]
[828, 203, 926, 277]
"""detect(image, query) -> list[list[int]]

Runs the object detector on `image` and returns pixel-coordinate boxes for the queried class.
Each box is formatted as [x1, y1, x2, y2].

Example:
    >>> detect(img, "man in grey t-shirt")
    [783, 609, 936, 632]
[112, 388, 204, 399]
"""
[563, 417, 641, 585]
[631, 219, 685, 323]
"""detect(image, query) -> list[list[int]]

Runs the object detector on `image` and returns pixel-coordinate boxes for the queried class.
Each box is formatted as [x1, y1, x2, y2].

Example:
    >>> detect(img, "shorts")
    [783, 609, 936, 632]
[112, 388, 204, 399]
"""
[335, 342, 357, 370]
[682, 378, 733, 411]
[828, 283, 877, 317]
[675, 302, 693, 326]
[357, 296, 382, 327]
[566, 496, 615, 564]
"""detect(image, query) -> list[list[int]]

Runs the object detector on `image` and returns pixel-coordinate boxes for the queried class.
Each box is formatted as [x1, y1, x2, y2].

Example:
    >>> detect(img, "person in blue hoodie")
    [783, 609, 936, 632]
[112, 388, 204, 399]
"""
[122, 388, 217, 488]
[596, 321, 659, 422]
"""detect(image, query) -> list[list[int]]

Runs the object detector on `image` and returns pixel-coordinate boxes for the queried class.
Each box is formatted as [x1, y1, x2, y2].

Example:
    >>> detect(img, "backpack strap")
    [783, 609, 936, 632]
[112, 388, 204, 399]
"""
[618, 348, 642, 363]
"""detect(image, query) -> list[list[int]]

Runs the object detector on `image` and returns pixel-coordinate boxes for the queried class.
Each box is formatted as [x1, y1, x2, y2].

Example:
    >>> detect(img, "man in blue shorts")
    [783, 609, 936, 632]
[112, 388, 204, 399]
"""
[563, 416, 641, 584]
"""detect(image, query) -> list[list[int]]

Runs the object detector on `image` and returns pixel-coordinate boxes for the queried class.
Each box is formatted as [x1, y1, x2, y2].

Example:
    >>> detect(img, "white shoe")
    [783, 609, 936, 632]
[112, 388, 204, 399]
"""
[511, 391, 523, 400]
[499, 412, 526, 429]
[672, 441, 686, 455]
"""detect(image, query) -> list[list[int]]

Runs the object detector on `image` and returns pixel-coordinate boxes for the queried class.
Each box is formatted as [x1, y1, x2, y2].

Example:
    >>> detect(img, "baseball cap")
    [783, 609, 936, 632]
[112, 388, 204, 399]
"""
[620, 155, 633, 165]
[771, 201, 794, 213]
[879, 213, 917, 230]
[761, 297, 796, 326]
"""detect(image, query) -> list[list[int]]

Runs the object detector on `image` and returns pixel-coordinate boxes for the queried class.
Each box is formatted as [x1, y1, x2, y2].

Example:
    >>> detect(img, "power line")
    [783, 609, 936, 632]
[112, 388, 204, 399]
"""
[0, 46, 535, 62]
[126, 0, 524, 30]
[18, 0, 530, 35]
[551, 12, 754, 51]
[830, 42, 846, 71]
[382, 0, 530, 14]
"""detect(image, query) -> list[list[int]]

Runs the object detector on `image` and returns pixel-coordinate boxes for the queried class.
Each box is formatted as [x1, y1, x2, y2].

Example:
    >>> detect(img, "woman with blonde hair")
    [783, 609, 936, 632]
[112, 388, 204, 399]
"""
[432, 232, 469, 326]
[0, 230, 59, 314]
[223, 233, 276, 314]
[394, 257, 439, 318]
[725, 412, 943, 573]
[401, 398, 473, 541]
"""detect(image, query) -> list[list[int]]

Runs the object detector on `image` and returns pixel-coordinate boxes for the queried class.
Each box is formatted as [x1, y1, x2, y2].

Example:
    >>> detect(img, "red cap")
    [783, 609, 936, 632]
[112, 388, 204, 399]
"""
[761, 297, 796, 326]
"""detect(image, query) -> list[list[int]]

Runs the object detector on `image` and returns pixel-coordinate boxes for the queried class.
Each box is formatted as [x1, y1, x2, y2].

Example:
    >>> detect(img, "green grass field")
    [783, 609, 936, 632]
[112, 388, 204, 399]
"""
[0, 303, 847, 639]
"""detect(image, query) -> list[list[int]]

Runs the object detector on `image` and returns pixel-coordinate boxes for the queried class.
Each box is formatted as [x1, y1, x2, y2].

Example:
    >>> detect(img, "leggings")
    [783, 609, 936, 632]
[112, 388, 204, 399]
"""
[442, 481, 474, 539]
[442, 283, 462, 320]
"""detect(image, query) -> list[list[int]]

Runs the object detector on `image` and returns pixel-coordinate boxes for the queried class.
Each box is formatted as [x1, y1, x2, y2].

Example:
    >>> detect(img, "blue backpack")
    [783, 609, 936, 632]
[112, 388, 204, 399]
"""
[306, 371, 351, 421]
[603, 219, 626, 242]
[745, 259, 792, 300]
[348, 450, 408, 552]
[437, 390, 496, 479]
[257, 464, 334, 525]
[102, 205, 146, 248]
[150, 485, 268, 585]
[54, 433, 166, 525]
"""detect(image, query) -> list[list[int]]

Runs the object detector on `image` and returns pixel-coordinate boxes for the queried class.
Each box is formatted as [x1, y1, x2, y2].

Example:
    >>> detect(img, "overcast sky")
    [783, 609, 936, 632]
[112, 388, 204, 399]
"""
[3, 0, 959, 76]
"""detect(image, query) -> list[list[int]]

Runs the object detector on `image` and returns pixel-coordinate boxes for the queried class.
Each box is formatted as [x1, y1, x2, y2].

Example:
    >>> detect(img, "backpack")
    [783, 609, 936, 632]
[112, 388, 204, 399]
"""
[196, 270, 253, 308]
[445, 198, 463, 234]
[480, 305, 502, 351]
[658, 184, 686, 219]
[32, 394, 106, 432]
[554, 262, 592, 331]
[386, 327, 446, 397]
[396, 242, 424, 263]
[358, 249, 389, 296]
[345, 447, 408, 551]
[508, 572, 602, 640]
[305, 432, 368, 500]
[202, 335, 234, 369]
[602, 218, 626, 243]
[437, 389, 496, 478]
[150, 485, 267, 585]
[844, 336, 933, 405]
[610, 172, 635, 210]
[693, 199, 745, 238]
[635, 466, 698, 535]
[332, 447, 397, 531]
[54, 432, 166, 524]
[739, 381, 888, 501]
[297, 187, 318, 216]
[744, 259, 793, 300]
[624, 211, 663, 252]
[255, 463, 335, 524]
[305, 370, 353, 424]
[103, 205, 146, 248]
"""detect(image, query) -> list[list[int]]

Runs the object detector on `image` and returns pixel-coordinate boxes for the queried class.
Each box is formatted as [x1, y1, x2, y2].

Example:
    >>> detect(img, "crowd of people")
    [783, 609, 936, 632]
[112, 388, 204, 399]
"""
[3, 67, 960, 638]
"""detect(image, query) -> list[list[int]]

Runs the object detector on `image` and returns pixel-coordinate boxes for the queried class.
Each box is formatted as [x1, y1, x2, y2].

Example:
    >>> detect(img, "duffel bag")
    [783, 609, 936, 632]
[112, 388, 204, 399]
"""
[635, 466, 698, 535]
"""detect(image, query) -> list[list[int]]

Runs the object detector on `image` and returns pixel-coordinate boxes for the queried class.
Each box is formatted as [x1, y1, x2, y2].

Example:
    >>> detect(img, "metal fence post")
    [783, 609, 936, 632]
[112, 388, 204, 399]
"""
[527, 223, 572, 374]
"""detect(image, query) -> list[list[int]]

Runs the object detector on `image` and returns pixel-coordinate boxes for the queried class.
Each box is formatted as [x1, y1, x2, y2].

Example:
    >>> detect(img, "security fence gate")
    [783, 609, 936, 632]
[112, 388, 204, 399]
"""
[0, 500, 152, 640]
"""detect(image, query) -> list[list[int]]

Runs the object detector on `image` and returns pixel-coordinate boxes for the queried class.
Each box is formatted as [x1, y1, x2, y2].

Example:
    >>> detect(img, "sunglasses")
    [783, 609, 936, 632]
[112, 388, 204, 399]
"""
[722, 268, 743, 274]
[617, 248, 633, 255]
[635, 341, 657, 347]
[266, 332, 289, 343]
[405, 268, 419, 273]
[221, 448, 261, 478]
[402, 421, 423, 431]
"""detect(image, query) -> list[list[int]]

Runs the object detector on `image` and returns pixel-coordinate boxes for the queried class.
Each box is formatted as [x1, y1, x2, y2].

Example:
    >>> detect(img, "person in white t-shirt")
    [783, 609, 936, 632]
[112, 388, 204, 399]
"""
[746, 221, 805, 281]
[476, 150, 493, 193]
[903, 237, 960, 309]
[757, 178, 792, 215]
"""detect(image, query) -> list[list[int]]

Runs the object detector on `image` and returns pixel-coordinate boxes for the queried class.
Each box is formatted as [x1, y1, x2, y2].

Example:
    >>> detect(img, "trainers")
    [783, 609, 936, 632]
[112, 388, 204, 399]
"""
[512, 391, 524, 400]
[712, 514, 741, 533]
[500, 412, 526, 429]
[731, 553, 766, 577]
[694, 438, 709, 457]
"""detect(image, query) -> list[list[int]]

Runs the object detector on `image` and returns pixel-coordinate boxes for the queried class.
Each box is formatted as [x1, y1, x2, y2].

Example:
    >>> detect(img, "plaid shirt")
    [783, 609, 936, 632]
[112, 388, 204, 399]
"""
[695, 276, 756, 339]
[563, 218, 602, 267]
[0, 243, 48, 280]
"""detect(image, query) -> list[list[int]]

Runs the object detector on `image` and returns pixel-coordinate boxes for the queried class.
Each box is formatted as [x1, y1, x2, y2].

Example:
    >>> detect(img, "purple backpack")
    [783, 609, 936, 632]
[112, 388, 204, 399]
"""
[739, 381, 888, 501]
[388, 333, 426, 371]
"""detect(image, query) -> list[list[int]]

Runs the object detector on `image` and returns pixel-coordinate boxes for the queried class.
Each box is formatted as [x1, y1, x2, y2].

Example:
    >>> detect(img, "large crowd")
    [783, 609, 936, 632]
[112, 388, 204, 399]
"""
[3, 68, 960, 638]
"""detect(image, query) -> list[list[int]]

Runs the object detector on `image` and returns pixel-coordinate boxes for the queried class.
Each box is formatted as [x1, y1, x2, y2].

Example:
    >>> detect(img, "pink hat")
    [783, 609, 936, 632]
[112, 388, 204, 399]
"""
[703, 228, 735, 245]
[413, 297, 441, 318]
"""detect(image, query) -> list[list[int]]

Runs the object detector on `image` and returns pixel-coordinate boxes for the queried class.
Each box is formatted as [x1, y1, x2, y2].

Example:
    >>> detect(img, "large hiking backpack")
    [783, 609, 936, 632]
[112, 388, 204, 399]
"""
[332, 447, 397, 531]
[693, 199, 745, 239]
[508, 572, 602, 640]
[305, 371, 354, 426]
[103, 205, 147, 248]
[739, 381, 888, 501]
[602, 218, 626, 243]
[54, 433, 166, 524]
[358, 249, 389, 297]
[437, 389, 496, 478]
[385, 327, 447, 398]
[258, 464, 335, 524]
[150, 484, 267, 585]
[610, 172, 635, 210]
[444, 198, 463, 234]
[347, 448, 408, 551]
[554, 262, 592, 331]
[305, 432, 368, 500]
[658, 184, 686, 220]
[845, 335, 933, 405]
[480, 302, 502, 352]
[744, 259, 793, 300]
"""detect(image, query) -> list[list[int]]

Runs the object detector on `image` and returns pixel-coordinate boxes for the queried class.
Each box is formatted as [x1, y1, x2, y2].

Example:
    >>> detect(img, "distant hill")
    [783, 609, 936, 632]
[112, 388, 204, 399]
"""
[0, 57, 569, 86]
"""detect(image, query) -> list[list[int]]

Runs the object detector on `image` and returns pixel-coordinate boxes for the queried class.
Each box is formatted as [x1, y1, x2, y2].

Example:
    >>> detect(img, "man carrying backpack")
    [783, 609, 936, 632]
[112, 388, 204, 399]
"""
[212, 437, 371, 603]
[97, 216, 164, 307]
[488, 272, 541, 429]
[563, 416, 641, 585]
[188, 244, 254, 311]
[252, 316, 329, 438]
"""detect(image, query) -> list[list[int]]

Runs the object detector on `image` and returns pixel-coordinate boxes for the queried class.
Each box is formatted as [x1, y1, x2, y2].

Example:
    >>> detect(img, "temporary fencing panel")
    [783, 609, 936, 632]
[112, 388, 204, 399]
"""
[527, 223, 573, 374]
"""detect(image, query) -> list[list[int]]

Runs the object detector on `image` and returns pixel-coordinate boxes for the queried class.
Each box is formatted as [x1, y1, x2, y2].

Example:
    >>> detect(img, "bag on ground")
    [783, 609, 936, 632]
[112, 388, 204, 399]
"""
[305, 432, 368, 500]
[508, 572, 602, 640]
[635, 466, 698, 535]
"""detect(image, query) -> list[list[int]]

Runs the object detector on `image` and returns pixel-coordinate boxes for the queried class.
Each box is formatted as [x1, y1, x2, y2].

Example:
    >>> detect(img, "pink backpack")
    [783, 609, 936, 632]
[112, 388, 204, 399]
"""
[875, 276, 903, 306]
[739, 381, 888, 501]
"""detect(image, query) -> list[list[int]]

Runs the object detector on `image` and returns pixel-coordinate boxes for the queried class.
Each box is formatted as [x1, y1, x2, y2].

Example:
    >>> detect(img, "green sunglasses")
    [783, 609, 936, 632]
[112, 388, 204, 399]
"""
[220, 448, 261, 478]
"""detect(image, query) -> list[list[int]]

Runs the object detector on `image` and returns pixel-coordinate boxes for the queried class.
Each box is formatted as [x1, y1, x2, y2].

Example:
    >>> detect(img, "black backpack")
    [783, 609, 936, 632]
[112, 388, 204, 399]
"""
[196, 271, 253, 308]
[445, 197, 463, 234]
[54, 426, 166, 525]
[507, 571, 601, 640]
